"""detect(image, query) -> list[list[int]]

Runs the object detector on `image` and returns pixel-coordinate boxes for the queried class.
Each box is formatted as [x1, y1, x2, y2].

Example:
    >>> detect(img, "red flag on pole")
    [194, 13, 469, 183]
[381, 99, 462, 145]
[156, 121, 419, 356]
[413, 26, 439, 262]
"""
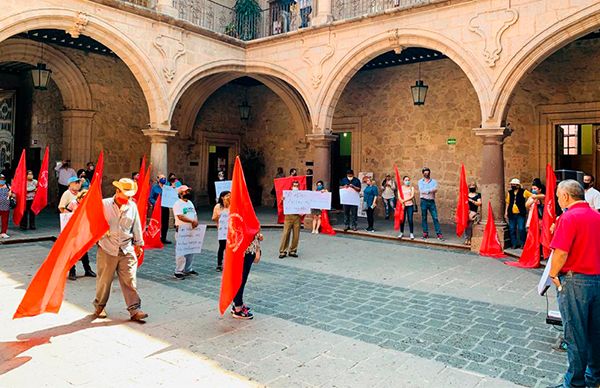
[541, 164, 556, 259]
[274, 176, 307, 224]
[133, 155, 147, 202]
[456, 164, 469, 237]
[219, 156, 260, 314]
[505, 206, 540, 268]
[143, 194, 164, 249]
[93, 151, 104, 185]
[11, 150, 27, 226]
[14, 152, 108, 318]
[135, 164, 152, 267]
[31, 147, 49, 215]
[320, 210, 336, 235]
[479, 201, 506, 258]
[394, 165, 404, 231]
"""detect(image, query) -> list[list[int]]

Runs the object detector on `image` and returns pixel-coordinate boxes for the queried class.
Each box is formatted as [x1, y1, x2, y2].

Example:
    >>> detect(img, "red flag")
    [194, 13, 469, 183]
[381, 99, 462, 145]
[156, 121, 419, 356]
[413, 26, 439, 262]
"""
[143, 194, 164, 249]
[133, 155, 146, 202]
[14, 153, 108, 318]
[219, 156, 260, 314]
[479, 201, 506, 258]
[31, 147, 49, 215]
[135, 164, 152, 267]
[394, 165, 404, 230]
[506, 206, 540, 268]
[11, 150, 27, 226]
[320, 210, 336, 235]
[274, 176, 307, 224]
[541, 164, 556, 259]
[456, 164, 469, 237]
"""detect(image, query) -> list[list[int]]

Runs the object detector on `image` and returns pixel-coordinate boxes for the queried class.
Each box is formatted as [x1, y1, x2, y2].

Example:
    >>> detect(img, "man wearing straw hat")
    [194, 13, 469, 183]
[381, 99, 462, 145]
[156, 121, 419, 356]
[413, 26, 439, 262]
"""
[93, 178, 147, 322]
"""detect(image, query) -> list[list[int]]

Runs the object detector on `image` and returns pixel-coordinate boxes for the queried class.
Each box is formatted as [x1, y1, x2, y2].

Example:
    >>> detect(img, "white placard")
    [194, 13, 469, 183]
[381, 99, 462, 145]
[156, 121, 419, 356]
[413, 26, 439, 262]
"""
[339, 188, 360, 206]
[218, 210, 229, 241]
[311, 191, 332, 210]
[538, 252, 554, 296]
[161, 185, 179, 208]
[175, 224, 207, 257]
[59, 212, 73, 232]
[283, 190, 312, 215]
[215, 180, 232, 201]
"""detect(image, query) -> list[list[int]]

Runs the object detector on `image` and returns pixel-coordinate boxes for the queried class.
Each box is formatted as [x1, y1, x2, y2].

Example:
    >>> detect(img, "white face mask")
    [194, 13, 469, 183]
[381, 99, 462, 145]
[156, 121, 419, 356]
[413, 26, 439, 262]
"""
[292, 187, 299, 191]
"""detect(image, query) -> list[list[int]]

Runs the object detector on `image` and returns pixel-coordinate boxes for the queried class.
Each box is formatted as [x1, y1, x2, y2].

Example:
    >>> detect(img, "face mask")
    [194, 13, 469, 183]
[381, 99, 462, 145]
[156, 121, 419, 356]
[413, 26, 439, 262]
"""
[182, 193, 193, 200]
[584, 182, 591, 189]
[347, 176, 353, 181]
[531, 189, 538, 194]
[0, 180, 5, 185]
[317, 185, 323, 190]
[169, 178, 176, 183]
[292, 187, 299, 191]
[159, 178, 167, 185]
[88, 166, 94, 171]
[404, 180, 410, 185]
[511, 185, 518, 190]
[469, 188, 476, 193]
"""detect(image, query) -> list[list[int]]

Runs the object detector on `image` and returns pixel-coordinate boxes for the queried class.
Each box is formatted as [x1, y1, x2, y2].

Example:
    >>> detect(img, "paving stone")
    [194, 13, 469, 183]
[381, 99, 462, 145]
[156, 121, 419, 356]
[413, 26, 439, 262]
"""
[499, 370, 538, 387]
[479, 339, 511, 352]
[434, 354, 469, 368]
[537, 360, 568, 374]
[465, 362, 503, 378]
[459, 350, 489, 363]
[444, 334, 481, 350]
[522, 366, 562, 384]
[428, 343, 460, 355]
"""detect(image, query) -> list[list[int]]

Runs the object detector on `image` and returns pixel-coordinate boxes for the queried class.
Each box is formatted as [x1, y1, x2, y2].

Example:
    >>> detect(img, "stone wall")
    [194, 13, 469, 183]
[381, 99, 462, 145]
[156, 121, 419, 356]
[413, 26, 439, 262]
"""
[333, 58, 483, 222]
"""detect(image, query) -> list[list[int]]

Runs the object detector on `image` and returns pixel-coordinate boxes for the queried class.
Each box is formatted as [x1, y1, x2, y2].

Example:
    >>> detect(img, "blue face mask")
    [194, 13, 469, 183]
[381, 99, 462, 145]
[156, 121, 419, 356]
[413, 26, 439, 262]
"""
[159, 178, 167, 185]
[531, 189, 538, 194]
[317, 185, 323, 190]
[0, 180, 5, 185]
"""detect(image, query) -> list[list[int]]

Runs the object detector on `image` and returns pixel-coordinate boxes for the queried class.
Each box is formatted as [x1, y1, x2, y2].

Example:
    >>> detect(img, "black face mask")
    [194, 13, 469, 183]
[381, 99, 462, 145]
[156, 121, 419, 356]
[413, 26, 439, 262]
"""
[584, 182, 591, 189]
[182, 193, 193, 200]
[511, 185, 518, 190]
[469, 188, 476, 193]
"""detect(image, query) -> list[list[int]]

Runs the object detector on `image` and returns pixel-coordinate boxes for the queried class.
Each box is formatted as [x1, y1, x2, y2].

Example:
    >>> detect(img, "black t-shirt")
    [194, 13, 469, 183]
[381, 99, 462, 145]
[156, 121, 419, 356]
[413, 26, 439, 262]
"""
[468, 193, 481, 212]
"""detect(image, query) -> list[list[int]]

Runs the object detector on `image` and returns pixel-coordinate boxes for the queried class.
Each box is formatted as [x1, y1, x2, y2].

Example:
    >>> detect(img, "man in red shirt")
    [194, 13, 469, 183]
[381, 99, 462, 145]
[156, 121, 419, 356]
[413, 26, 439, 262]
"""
[549, 179, 600, 388]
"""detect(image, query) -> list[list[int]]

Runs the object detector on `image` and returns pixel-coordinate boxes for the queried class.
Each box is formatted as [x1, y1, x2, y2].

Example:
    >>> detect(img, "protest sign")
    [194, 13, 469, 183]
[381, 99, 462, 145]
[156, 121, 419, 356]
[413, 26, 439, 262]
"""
[215, 180, 232, 201]
[283, 190, 312, 214]
[339, 188, 360, 206]
[161, 186, 178, 208]
[175, 224, 207, 257]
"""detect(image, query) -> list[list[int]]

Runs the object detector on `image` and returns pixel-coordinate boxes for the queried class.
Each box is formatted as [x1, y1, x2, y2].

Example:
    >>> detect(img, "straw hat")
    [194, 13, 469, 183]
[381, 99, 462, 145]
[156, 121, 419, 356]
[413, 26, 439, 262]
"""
[112, 178, 138, 197]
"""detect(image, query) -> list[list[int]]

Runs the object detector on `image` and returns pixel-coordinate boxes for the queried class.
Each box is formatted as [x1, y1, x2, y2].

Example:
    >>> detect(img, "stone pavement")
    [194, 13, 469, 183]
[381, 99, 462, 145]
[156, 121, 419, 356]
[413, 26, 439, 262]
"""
[0, 228, 565, 387]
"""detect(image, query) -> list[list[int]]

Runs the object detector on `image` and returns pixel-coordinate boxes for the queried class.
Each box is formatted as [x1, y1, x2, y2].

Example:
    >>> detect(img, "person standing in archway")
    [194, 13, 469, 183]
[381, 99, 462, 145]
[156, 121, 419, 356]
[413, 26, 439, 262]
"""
[418, 167, 444, 240]
[504, 178, 531, 249]
[279, 181, 302, 258]
[212, 190, 231, 272]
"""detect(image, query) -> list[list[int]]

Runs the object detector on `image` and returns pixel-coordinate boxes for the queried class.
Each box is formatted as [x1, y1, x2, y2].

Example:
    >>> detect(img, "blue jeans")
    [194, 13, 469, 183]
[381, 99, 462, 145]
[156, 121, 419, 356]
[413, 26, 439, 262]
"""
[382, 197, 396, 218]
[558, 273, 600, 387]
[420, 199, 441, 235]
[401, 205, 414, 233]
[508, 214, 526, 248]
[175, 254, 194, 274]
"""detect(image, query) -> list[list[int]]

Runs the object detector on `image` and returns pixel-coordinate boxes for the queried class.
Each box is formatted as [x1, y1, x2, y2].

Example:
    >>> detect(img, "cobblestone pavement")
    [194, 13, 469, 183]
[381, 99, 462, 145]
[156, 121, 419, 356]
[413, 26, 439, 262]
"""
[0, 229, 565, 387]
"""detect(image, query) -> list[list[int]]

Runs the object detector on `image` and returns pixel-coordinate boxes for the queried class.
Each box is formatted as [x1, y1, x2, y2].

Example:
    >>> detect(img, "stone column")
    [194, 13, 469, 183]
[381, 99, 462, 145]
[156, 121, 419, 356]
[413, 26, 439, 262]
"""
[156, 0, 179, 18]
[471, 126, 511, 251]
[61, 109, 95, 168]
[142, 129, 177, 179]
[306, 133, 336, 190]
[312, 0, 333, 25]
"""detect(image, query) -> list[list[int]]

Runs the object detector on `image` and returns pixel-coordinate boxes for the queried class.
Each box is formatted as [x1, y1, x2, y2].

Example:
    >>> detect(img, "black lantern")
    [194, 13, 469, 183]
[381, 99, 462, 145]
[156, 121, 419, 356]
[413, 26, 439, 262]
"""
[31, 62, 52, 90]
[411, 62, 428, 106]
[239, 88, 251, 120]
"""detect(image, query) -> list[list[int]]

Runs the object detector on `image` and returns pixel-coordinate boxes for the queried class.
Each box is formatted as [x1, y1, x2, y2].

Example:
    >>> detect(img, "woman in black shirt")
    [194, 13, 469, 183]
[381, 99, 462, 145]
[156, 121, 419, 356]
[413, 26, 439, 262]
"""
[465, 183, 482, 245]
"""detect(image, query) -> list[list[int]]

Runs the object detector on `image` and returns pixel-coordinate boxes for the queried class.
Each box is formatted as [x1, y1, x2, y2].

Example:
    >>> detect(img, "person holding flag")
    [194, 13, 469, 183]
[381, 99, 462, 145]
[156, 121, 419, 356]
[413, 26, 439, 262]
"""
[398, 175, 415, 240]
[93, 178, 146, 322]
[232, 231, 263, 319]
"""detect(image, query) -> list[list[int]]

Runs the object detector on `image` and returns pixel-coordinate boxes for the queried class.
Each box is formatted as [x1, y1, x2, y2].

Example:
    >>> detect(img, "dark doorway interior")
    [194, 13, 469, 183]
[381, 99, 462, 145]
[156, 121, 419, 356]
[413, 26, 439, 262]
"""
[207, 145, 229, 205]
[330, 132, 352, 209]
[555, 123, 598, 180]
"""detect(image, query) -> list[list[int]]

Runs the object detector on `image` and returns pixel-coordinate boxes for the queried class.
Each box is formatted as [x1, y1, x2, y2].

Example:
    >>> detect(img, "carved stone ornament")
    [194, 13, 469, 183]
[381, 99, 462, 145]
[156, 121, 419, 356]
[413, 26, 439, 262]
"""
[468, 8, 518, 67]
[388, 29, 405, 55]
[302, 39, 335, 88]
[154, 34, 186, 83]
[66, 12, 89, 38]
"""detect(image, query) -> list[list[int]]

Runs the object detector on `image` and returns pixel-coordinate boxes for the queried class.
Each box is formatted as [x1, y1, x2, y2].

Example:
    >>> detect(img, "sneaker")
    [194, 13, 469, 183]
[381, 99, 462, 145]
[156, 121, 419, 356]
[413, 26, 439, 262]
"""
[343, 227, 349, 232]
[231, 304, 251, 314]
[174, 273, 185, 280]
[68, 270, 77, 281]
[84, 270, 97, 277]
[184, 270, 199, 276]
[231, 308, 254, 320]
[437, 234, 445, 241]
[216, 265, 223, 272]
[422, 233, 429, 239]
[410, 233, 415, 240]
[289, 252, 298, 258]
[397, 233, 403, 239]
[0, 233, 9, 238]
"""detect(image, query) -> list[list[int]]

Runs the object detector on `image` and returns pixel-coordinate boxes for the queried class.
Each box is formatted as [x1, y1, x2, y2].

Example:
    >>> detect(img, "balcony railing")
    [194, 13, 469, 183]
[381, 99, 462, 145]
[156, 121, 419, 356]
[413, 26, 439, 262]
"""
[333, 0, 433, 20]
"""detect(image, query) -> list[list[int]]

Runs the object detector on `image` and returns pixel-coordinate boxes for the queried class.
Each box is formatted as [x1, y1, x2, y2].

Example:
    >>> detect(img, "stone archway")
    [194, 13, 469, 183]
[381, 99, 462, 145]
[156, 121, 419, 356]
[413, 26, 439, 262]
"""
[315, 28, 490, 135]
[0, 8, 168, 128]
[492, 3, 600, 125]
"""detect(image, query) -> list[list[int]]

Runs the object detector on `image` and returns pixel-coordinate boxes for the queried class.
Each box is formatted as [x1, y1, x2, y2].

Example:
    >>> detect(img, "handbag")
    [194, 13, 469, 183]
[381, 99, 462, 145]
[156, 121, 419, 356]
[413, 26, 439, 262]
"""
[9, 196, 16, 209]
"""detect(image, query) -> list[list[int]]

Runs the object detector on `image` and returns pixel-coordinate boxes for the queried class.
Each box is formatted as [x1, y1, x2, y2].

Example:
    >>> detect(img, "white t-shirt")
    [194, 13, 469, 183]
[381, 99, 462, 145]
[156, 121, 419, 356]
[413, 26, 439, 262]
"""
[173, 199, 197, 226]
[585, 187, 600, 210]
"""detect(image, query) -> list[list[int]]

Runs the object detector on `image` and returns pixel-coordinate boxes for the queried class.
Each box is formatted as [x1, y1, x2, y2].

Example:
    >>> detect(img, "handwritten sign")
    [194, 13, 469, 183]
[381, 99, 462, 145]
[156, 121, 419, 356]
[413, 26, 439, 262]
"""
[59, 212, 73, 232]
[339, 188, 360, 206]
[218, 210, 229, 240]
[283, 190, 312, 215]
[161, 185, 178, 208]
[215, 180, 232, 201]
[175, 224, 207, 257]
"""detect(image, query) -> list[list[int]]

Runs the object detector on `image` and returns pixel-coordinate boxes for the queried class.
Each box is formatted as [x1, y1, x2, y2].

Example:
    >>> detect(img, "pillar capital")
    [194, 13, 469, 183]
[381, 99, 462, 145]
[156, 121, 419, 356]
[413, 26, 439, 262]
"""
[142, 129, 177, 144]
[306, 133, 337, 147]
[473, 126, 513, 140]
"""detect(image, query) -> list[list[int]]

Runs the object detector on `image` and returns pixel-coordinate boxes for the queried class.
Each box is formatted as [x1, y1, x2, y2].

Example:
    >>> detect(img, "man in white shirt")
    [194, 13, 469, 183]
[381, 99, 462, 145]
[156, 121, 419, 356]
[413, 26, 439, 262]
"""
[584, 174, 600, 211]
[173, 185, 199, 279]
[54, 160, 76, 196]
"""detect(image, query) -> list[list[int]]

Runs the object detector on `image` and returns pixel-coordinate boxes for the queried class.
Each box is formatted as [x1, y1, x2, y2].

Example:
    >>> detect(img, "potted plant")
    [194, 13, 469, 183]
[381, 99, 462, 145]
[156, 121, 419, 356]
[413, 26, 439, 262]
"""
[234, 0, 261, 40]
[240, 145, 265, 205]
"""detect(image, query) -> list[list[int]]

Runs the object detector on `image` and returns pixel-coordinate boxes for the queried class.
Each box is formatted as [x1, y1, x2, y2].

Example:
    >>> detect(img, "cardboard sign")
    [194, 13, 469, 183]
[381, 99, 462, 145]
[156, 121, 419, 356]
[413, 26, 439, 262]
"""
[339, 188, 360, 206]
[538, 252, 554, 296]
[218, 210, 229, 240]
[274, 176, 307, 223]
[175, 224, 207, 257]
[283, 190, 312, 214]
[59, 212, 73, 232]
[311, 191, 332, 210]
[161, 186, 178, 208]
[215, 180, 232, 201]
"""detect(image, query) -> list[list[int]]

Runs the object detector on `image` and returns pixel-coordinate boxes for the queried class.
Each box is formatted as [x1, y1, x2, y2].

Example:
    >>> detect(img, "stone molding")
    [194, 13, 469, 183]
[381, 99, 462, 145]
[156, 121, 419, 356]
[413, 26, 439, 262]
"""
[302, 37, 336, 89]
[154, 33, 186, 83]
[306, 133, 337, 147]
[66, 12, 89, 38]
[468, 8, 518, 67]
[472, 126, 512, 141]
[142, 129, 177, 143]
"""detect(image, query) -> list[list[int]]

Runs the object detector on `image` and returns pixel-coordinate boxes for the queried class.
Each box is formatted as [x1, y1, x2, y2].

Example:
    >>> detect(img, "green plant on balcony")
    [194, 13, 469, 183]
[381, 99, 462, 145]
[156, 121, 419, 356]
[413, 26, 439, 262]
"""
[234, 0, 261, 40]
[225, 22, 237, 38]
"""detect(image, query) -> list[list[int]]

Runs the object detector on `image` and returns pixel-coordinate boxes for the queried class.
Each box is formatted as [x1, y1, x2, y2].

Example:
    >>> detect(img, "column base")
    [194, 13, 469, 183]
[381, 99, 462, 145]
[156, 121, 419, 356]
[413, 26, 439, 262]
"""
[470, 222, 509, 253]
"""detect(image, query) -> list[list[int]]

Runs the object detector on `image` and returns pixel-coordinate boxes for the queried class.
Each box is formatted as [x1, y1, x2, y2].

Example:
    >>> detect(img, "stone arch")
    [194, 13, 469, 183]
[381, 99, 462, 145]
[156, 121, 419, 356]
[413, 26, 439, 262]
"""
[170, 61, 313, 139]
[493, 3, 600, 125]
[316, 28, 490, 133]
[0, 8, 168, 128]
[0, 38, 92, 110]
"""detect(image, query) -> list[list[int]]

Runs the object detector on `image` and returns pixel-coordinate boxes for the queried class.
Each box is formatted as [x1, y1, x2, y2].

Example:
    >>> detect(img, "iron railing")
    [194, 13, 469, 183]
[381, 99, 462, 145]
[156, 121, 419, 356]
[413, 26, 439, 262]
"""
[333, 0, 431, 20]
